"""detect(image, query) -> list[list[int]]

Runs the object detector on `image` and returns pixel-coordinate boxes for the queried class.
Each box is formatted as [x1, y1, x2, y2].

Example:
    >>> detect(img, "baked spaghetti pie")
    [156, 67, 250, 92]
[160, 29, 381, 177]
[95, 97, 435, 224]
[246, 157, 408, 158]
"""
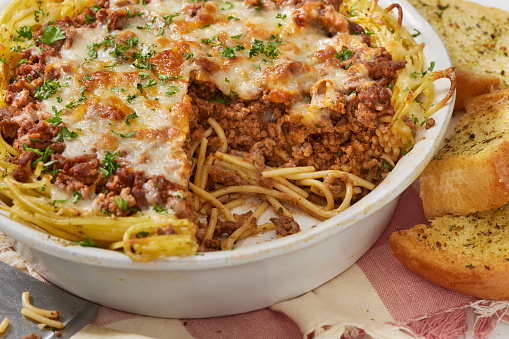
[0, 0, 454, 260]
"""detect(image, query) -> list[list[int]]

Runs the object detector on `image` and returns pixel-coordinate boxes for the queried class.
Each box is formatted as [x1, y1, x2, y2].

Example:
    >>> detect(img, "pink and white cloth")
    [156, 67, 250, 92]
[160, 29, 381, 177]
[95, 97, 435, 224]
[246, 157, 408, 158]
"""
[2, 185, 508, 339]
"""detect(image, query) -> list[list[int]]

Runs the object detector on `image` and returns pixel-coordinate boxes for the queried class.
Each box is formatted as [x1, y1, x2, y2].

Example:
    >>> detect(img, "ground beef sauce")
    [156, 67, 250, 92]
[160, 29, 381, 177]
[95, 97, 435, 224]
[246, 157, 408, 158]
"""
[1, 0, 408, 250]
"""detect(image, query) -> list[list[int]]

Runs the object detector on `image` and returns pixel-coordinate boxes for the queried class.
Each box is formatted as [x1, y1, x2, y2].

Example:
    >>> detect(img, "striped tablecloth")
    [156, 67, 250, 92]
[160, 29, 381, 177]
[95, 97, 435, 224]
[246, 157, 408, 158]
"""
[2, 185, 508, 339]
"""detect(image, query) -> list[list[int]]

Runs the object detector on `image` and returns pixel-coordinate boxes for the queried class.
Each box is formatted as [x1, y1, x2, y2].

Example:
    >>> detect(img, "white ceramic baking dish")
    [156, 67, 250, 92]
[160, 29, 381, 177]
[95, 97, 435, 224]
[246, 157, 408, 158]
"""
[0, 0, 454, 318]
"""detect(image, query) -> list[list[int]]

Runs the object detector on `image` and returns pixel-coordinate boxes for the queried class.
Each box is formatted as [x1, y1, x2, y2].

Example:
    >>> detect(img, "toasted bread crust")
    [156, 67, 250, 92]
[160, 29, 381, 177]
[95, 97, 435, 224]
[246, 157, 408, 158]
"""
[408, 0, 508, 110]
[389, 227, 509, 300]
[420, 90, 509, 219]
[420, 141, 509, 219]
[454, 69, 500, 111]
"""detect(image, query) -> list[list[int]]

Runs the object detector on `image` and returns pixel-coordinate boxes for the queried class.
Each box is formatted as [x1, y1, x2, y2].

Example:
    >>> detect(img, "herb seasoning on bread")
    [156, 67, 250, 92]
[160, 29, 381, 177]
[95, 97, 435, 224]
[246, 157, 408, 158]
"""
[408, 0, 509, 110]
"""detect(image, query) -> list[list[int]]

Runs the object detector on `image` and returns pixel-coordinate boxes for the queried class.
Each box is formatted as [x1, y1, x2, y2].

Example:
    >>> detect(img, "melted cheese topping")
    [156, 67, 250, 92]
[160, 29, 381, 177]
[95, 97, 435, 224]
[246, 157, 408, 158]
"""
[38, 0, 379, 210]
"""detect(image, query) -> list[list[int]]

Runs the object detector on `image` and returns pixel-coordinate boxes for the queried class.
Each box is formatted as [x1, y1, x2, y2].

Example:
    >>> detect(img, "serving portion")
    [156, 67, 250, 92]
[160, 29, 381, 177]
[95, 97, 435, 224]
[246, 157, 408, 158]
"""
[0, 0, 455, 317]
[0, 0, 454, 261]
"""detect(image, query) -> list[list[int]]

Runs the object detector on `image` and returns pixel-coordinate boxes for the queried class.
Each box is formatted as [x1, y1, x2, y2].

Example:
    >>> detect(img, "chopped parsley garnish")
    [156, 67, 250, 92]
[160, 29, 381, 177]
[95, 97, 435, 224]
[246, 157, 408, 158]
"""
[91, 4, 102, 11]
[166, 85, 179, 97]
[111, 130, 136, 138]
[47, 106, 63, 126]
[157, 12, 179, 36]
[201, 36, 221, 46]
[158, 73, 181, 85]
[87, 35, 116, 59]
[348, 4, 357, 16]
[174, 191, 185, 201]
[51, 199, 67, 206]
[221, 1, 234, 10]
[252, 64, 261, 70]
[22, 143, 55, 170]
[125, 8, 143, 18]
[37, 25, 66, 45]
[136, 231, 149, 238]
[380, 158, 393, 170]
[13, 26, 33, 42]
[54, 126, 78, 142]
[110, 36, 139, 60]
[421, 61, 436, 77]
[145, 79, 157, 87]
[111, 87, 125, 92]
[231, 34, 242, 39]
[210, 94, 233, 105]
[82, 75, 93, 82]
[34, 79, 69, 100]
[72, 190, 82, 203]
[220, 45, 244, 58]
[114, 195, 129, 211]
[127, 93, 139, 103]
[183, 52, 194, 60]
[410, 70, 419, 79]
[411, 29, 421, 38]
[34, 0, 48, 22]
[435, 4, 449, 18]
[336, 47, 353, 61]
[227, 15, 238, 21]
[11, 44, 22, 52]
[65, 96, 87, 110]
[76, 236, 98, 247]
[152, 204, 168, 214]
[139, 72, 150, 79]
[132, 45, 155, 70]
[84, 14, 96, 24]
[125, 111, 138, 125]
[100, 151, 120, 178]
[249, 35, 281, 60]
[344, 62, 353, 69]
[220, 47, 236, 58]
[401, 141, 413, 155]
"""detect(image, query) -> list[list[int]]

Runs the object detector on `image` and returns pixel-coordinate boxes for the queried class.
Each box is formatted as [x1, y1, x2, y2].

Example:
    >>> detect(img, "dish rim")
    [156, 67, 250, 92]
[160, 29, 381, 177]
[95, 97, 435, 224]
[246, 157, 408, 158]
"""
[0, 0, 455, 271]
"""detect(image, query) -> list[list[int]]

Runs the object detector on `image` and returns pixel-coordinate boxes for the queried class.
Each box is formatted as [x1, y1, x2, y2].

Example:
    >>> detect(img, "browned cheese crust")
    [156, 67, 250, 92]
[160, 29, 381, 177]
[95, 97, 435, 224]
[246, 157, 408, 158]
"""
[0, 0, 412, 252]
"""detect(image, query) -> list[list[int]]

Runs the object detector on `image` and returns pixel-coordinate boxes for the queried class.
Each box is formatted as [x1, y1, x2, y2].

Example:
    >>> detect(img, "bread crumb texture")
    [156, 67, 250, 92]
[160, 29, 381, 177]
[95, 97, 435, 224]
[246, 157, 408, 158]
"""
[436, 90, 509, 159]
[416, 207, 509, 262]
[389, 205, 509, 299]
[419, 90, 509, 219]
[408, 0, 509, 87]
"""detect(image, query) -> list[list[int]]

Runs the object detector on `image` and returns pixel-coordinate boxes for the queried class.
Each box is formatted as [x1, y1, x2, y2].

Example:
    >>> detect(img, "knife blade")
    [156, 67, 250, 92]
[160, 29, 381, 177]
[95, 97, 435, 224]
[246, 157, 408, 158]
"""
[0, 260, 98, 338]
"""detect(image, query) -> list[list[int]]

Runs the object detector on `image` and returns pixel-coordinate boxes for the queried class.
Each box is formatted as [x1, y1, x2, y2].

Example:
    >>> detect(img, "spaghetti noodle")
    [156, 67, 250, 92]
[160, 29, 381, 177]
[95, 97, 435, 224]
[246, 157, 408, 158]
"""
[0, 317, 8, 334]
[21, 291, 64, 330]
[0, 0, 455, 260]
